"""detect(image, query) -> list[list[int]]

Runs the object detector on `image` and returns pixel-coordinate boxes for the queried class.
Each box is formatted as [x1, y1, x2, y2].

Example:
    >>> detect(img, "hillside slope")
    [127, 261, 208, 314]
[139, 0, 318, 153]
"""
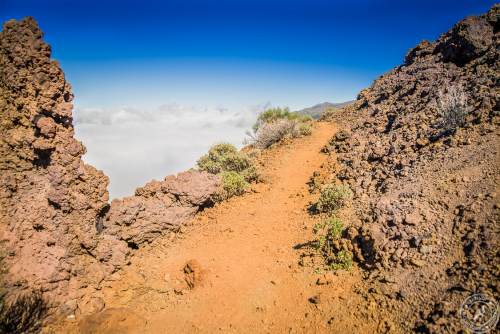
[322, 4, 499, 333]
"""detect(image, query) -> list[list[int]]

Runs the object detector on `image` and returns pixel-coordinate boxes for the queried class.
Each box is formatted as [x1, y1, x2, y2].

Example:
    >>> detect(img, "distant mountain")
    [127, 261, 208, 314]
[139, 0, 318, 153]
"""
[295, 101, 353, 119]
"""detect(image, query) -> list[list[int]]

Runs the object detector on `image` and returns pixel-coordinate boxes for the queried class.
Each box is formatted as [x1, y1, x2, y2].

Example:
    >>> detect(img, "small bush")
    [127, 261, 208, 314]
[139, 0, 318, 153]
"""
[246, 119, 298, 149]
[298, 122, 312, 136]
[437, 84, 468, 134]
[313, 217, 344, 240]
[0, 291, 47, 334]
[313, 217, 343, 250]
[312, 217, 353, 271]
[253, 107, 311, 132]
[316, 184, 352, 213]
[214, 171, 249, 201]
[197, 143, 258, 201]
[246, 107, 313, 149]
[319, 107, 338, 121]
[329, 250, 353, 270]
[197, 143, 258, 182]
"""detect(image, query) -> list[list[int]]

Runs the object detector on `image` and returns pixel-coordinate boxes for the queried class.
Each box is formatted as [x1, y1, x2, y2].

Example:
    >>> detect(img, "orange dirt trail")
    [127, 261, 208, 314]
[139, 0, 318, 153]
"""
[57, 122, 381, 334]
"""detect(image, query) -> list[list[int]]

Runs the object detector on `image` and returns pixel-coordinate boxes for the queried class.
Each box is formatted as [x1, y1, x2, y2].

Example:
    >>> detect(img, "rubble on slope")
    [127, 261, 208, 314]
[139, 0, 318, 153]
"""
[322, 5, 499, 332]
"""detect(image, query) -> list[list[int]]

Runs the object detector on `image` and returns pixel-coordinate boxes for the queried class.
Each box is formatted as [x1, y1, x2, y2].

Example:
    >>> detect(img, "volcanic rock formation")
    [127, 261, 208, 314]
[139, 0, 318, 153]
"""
[0, 17, 220, 318]
[323, 5, 499, 332]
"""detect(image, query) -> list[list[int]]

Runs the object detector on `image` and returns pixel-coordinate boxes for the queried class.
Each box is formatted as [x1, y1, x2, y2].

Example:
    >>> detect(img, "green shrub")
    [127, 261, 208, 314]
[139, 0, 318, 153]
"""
[197, 143, 258, 182]
[329, 250, 353, 270]
[240, 164, 259, 183]
[313, 217, 343, 250]
[316, 184, 352, 213]
[298, 122, 312, 136]
[253, 107, 312, 131]
[215, 171, 249, 201]
[312, 217, 353, 271]
[197, 143, 259, 201]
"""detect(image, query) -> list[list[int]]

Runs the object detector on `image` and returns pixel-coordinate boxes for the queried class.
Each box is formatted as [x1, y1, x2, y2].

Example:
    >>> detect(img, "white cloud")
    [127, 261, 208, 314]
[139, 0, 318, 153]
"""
[73, 102, 271, 199]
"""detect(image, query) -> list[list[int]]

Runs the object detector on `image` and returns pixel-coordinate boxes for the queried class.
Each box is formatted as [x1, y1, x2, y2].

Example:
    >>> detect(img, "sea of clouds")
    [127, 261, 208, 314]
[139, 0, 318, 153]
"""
[73, 102, 271, 199]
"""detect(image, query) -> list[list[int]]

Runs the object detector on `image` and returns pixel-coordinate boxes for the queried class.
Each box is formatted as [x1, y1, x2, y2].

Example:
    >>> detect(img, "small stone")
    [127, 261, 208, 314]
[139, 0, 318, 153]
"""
[410, 236, 421, 248]
[403, 212, 419, 226]
[419, 245, 433, 254]
[308, 294, 321, 304]
[381, 276, 396, 284]
[60, 299, 78, 316]
[316, 275, 331, 286]
[410, 258, 425, 267]
[36, 116, 57, 137]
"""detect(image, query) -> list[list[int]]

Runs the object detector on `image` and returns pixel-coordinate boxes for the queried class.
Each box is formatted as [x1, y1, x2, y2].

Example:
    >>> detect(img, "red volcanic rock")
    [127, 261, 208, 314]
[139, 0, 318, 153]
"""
[105, 171, 220, 246]
[0, 17, 111, 305]
[323, 5, 499, 332]
[0, 17, 221, 316]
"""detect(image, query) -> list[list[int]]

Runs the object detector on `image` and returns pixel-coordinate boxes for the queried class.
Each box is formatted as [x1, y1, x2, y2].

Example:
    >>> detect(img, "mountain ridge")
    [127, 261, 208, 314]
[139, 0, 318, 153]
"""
[295, 101, 354, 119]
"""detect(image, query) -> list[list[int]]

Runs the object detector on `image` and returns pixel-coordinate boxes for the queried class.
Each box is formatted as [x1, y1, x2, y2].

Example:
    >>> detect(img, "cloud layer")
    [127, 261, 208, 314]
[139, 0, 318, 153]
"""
[74, 102, 271, 199]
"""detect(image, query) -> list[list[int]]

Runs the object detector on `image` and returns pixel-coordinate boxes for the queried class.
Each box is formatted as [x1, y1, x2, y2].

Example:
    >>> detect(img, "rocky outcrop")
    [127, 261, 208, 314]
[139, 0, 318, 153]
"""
[0, 17, 220, 318]
[323, 5, 499, 333]
[104, 171, 219, 246]
[0, 16, 112, 301]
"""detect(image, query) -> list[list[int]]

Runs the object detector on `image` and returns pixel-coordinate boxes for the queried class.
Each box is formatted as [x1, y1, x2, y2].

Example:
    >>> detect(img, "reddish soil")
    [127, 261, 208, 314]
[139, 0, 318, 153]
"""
[47, 122, 389, 333]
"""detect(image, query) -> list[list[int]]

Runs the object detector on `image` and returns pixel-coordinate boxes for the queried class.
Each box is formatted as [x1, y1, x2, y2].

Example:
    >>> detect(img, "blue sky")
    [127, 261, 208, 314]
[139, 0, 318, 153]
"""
[2, 0, 495, 109]
[1, 0, 496, 198]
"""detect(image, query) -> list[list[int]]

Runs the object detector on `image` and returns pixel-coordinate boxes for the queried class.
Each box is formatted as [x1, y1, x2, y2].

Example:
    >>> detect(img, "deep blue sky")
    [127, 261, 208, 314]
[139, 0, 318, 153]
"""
[1, 0, 496, 198]
[1, 0, 496, 110]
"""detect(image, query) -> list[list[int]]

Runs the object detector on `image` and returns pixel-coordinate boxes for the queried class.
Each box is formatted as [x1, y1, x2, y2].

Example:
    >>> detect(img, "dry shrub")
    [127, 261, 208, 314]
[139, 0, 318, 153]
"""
[437, 84, 469, 134]
[246, 118, 300, 149]
[0, 290, 47, 334]
[246, 107, 313, 149]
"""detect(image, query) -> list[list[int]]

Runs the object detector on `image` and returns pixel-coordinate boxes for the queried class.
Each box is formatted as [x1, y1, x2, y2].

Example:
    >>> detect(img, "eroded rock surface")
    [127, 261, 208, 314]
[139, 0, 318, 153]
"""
[323, 5, 499, 332]
[0, 17, 220, 317]
[0, 16, 112, 302]
[104, 171, 219, 246]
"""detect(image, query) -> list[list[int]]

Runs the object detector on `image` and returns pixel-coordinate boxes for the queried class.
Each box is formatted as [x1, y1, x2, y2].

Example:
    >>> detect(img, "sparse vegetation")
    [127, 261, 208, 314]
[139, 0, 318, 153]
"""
[0, 290, 47, 334]
[319, 107, 338, 121]
[298, 122, 312, 136]
[316, 184, 352, 213]
[214, 171, 249, 201]
[197, 143, 258, 201]
[253, 107, 312, 131]
[313, 216, 344, 247]
[197, 143, 258, 182]
[437, 84, 469, 134]
[312, 217, 353, 271]
[329, 250, 353, 270]
[246, 107, 313, 149]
